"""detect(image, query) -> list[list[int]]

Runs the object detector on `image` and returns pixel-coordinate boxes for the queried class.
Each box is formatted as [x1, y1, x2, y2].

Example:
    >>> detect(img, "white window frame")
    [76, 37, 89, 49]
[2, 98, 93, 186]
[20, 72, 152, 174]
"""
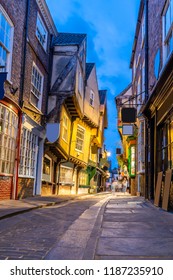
[30, 62, 44, 110]
[62, 113, 68, 142]
[59, 166, 73, 185]
[42, 154, 52, 182]
[0, 104, 18, 175]
[19, 127, 38, 178]
[162, 0, 173, 63]
[0, 5, 14, 81]
[75, 125, 85, 152]
[89, 90, 95, 107]
[36, 13, 48, 51]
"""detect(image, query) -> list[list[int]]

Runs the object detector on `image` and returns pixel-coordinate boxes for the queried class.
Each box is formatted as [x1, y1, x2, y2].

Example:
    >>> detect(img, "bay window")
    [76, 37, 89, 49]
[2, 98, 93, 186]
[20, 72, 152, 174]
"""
[0, 104, 18, 174]
[19, 128, 38, 177]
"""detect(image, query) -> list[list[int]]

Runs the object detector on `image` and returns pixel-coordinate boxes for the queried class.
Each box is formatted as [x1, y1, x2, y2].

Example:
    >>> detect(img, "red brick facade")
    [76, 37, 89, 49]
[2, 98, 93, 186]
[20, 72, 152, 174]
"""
[0, 176, 13, 200]
[0, 0, 57, 199]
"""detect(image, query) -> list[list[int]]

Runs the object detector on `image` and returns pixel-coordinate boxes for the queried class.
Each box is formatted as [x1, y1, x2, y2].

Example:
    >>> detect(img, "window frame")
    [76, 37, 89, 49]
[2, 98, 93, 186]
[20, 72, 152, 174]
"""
[162, 0, 173, 62]
[62, 113, 68, 143]
[89, 90, 95, 107]
[42, 154, 52, 182]
[59, 166, 73, 185]
[30, 62, 44, 110]
[36, 12, 48, 51]
[19, 127, 38, 178]
[75, 125, 85, 152]
[0, 4, 14, 81]
[0, 104, 18, 175]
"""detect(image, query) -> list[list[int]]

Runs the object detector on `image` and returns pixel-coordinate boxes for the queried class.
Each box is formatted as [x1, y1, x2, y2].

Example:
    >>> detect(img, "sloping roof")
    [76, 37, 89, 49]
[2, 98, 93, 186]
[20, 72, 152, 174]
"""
[86, 63, 95, 80]
[99, 90, 107, 105]
[53, 32, 86, 46]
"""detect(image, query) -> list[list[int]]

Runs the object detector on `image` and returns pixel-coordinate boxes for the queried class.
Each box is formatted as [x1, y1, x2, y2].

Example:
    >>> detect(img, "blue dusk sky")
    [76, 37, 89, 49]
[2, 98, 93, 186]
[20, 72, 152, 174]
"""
[46, 0, 140, 168]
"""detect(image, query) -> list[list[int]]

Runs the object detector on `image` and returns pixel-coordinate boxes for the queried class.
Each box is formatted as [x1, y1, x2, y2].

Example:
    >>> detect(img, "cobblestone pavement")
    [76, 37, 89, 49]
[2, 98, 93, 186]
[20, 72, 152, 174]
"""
[0, 193, 111, 260]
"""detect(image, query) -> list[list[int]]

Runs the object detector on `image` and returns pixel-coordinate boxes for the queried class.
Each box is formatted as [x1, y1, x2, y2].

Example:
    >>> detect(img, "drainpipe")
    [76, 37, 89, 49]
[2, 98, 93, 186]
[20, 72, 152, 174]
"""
[19, 0, 30, 108]
[15, 0, 30, 199]
[145, 0, 149, 199]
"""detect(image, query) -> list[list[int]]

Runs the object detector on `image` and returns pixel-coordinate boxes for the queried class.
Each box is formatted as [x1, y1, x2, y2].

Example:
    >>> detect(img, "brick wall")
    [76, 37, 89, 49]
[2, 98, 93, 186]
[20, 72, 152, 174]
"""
[1, 0, 26, 104]
[148, 0, 165, 95]
[17, 178, 34, 199]
[0, 176, 12, 200]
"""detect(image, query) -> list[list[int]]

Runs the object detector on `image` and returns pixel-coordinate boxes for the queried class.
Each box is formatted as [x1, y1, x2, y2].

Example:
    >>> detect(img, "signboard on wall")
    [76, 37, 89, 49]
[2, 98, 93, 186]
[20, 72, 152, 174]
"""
[122, 124, 134, 135]
[130, 146, 136, 177]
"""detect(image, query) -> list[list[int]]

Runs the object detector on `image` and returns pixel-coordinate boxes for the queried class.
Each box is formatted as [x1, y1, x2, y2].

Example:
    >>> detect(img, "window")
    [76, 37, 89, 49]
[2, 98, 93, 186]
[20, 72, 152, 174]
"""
[75, 125, 85, 152]
[42, 155, 51, 182]
[142, 62, 145, 101]
[30, 63, 44, 109]
[78, 71, 83, 96]
[59, 166, 73, 185]
[0, 5, 13, 79]
[19, 128, 38, 177]
[90, 90, 94, 107]
[133, 57, 136, 80]
[0, 104, 18, 174]
[141, 14, 145, 46]
[137, 77, 141, 113]
[36, 13, 48, 50]
[62, 113, 68, 142]
[79, 170, 87, 186]
[163, 0, 173, 60]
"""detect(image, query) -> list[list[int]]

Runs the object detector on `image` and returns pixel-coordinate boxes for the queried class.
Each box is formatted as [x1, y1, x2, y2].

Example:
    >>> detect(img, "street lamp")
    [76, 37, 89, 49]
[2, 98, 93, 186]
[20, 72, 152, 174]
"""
[107, 151, 111, 157]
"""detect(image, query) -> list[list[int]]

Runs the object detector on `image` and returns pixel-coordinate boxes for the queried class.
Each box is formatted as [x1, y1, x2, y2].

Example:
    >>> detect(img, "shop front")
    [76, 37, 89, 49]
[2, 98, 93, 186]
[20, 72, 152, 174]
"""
[143, 53, 173, 209]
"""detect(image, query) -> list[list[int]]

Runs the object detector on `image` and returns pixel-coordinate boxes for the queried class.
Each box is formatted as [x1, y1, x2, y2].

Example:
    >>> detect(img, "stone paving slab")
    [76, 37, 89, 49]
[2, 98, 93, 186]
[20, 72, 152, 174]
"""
[106, 204, 143, 208]
[103, 213, 165, 222]
[105, 209, 132, 214]
[101, 226, 173, 238]
[96, 237, 173, 257]
[102, 221, 160, 229]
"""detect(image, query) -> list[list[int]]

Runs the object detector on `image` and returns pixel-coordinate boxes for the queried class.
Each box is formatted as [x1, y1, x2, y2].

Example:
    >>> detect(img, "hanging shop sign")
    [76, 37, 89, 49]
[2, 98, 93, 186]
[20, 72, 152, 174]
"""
[116, 148, 121, 154]
[130, 145, 136, 177]
[46, 123, 60, 143]
[121, 107, 136, 123]
[122, 124, 134, 135]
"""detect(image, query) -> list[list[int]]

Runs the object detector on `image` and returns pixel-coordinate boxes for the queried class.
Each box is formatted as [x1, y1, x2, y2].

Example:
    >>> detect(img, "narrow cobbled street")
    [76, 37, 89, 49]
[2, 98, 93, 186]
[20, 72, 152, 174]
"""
[1, 193, 173, 260]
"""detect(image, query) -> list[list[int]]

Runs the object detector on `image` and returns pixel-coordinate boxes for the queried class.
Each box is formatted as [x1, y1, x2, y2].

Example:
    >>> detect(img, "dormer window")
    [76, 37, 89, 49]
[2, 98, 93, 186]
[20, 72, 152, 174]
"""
[90, 90, 94, 107]
[36, 13, 48, 51]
